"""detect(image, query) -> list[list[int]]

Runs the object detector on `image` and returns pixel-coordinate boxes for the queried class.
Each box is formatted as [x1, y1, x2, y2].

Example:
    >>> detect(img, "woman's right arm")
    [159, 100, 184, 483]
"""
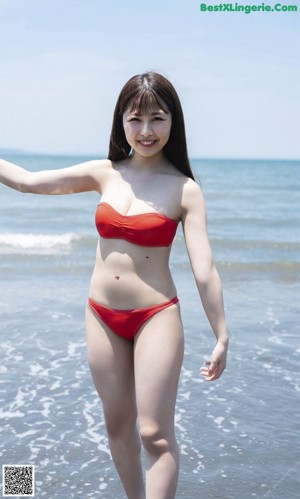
[0, 158, 111, 195]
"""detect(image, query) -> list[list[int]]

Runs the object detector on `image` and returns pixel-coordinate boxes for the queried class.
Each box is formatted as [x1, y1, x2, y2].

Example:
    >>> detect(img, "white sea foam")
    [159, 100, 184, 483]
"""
[0, 409, 25, 418]
[0, 232, 81, 253]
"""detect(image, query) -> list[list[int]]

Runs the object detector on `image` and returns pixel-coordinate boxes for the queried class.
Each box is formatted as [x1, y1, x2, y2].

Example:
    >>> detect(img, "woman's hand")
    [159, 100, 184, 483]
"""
[200, 339, 228, 381]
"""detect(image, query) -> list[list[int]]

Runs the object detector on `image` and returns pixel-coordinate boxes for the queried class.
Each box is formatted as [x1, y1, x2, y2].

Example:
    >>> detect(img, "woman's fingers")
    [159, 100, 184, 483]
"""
[200, 360, 223, 381]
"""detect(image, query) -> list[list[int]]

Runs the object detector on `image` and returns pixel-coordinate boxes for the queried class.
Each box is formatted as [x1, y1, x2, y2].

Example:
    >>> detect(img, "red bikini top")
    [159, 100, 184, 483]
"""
[95, 202, 178, 247]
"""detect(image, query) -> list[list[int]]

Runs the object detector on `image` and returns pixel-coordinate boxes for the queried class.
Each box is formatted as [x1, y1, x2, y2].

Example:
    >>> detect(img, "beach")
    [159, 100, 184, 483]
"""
[0, 155, 299, 498]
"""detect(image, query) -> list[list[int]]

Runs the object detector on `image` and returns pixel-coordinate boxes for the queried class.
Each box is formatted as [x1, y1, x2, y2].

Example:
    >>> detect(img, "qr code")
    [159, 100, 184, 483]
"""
[2, 465, 35, 497]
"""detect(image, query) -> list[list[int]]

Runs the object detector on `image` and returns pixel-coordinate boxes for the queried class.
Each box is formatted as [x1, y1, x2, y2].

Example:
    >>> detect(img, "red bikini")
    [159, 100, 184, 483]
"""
[88, 296, 179, 341]
[88, 202, 179, 340]
[95, 202, 178, 247]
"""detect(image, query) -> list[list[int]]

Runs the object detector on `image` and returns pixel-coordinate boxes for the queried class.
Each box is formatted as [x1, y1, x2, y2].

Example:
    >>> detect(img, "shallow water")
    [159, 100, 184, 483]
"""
[0, 156, 299, 497]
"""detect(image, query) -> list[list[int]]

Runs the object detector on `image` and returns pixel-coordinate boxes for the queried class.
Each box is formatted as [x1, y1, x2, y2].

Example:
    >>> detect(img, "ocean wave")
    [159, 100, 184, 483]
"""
[0, 233, 82, 254]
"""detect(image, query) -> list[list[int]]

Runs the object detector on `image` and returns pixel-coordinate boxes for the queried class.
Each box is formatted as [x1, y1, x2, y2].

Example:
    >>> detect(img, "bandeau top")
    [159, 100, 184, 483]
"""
[95, 202, 178, 247]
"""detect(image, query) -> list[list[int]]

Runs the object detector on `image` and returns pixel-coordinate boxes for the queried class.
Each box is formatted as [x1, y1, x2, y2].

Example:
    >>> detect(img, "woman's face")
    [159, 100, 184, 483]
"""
[122, 103, 172, 160]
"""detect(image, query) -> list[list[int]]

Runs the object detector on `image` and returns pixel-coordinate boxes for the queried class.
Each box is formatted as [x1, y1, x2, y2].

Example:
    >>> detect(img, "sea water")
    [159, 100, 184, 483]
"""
[0, 156, 299, 498]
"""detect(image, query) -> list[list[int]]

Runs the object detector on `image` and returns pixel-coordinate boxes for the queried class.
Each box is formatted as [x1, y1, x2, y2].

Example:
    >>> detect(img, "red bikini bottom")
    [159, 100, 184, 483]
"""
[87, 296, 179, 341]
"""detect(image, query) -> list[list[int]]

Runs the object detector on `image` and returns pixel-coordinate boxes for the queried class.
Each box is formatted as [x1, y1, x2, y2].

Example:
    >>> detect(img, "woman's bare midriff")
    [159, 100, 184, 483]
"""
[88, 238, 177, 309]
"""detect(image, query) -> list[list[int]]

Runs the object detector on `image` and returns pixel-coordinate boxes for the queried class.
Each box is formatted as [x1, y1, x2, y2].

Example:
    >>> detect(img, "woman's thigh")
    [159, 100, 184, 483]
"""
[133, 303, 184, 433]
[85, 306, 136, 424]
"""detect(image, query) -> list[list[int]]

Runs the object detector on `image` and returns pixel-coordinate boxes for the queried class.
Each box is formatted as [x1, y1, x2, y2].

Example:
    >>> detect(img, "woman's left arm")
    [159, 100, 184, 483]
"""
[181, 180, 229, 381]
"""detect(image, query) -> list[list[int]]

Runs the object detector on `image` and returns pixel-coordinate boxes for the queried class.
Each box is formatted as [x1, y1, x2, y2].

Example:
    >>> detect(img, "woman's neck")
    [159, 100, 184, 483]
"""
[128, 151, 168, 171]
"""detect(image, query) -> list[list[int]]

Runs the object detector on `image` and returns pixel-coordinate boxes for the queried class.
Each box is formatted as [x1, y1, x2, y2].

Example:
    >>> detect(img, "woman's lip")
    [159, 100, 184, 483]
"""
[138, 140, 157, 147]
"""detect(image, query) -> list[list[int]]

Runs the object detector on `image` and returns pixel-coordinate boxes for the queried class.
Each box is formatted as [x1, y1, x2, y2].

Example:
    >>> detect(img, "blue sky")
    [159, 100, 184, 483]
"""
[0, 0, 299, 159]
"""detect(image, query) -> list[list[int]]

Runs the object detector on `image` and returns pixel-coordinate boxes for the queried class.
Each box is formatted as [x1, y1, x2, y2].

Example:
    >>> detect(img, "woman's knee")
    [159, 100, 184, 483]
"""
[139, 423, 175, 454]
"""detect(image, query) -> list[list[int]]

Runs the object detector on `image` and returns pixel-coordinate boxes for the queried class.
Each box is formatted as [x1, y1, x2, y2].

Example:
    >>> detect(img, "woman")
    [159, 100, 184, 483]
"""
[0, 72, 228, 499]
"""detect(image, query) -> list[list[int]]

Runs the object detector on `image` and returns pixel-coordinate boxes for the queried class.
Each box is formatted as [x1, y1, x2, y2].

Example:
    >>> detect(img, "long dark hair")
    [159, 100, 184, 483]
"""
[108, 72, 195, 180]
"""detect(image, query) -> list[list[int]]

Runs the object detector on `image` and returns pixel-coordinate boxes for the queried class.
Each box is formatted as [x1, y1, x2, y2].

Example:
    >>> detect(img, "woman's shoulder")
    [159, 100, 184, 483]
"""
[79, 159, 115, 193]
[86, 158, 115, 178]
[89, 158, 113, 170]
[182, 176, 202, 193]
[181, 177, 204, 211]
[161, 164, 202, 198]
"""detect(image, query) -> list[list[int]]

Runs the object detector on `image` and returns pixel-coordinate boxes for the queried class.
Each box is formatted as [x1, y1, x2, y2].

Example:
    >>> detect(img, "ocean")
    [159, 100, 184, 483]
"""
[0, 155, 299, 498]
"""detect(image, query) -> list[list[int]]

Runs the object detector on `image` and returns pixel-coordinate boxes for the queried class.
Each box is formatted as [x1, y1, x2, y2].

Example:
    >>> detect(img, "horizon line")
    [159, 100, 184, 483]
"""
[0, 149, 299, 162]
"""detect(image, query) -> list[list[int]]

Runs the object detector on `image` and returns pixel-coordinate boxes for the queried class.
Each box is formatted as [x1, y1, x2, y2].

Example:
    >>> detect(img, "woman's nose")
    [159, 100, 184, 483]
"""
[140, 120, 152, 136]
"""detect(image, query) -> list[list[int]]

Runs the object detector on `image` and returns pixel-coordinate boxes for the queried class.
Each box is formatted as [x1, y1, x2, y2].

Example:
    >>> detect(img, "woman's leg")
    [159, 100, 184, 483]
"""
[85, 306, 145, 499]
[134, 303, 184, 499]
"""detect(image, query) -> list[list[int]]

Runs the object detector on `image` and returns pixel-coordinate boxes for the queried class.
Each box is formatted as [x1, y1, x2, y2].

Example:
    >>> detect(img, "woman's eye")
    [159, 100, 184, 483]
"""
[127, 116, 164, 122]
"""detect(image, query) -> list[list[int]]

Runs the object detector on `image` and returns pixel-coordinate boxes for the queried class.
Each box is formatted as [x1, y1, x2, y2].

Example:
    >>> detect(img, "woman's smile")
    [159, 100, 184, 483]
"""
[138, 139, 158, 147]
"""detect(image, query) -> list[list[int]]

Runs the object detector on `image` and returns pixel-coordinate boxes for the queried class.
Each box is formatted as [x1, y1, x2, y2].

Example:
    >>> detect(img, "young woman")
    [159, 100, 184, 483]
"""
[0, 72, 228, 499]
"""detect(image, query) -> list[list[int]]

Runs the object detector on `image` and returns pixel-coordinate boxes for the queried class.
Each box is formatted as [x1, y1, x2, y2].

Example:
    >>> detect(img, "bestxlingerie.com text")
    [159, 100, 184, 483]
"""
[200, 2, 298, 13]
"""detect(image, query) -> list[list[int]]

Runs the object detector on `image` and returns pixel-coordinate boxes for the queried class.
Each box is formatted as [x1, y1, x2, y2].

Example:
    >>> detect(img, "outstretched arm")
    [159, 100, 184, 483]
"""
[181, 180, 229, 381]
[0, 158, 111, 195]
